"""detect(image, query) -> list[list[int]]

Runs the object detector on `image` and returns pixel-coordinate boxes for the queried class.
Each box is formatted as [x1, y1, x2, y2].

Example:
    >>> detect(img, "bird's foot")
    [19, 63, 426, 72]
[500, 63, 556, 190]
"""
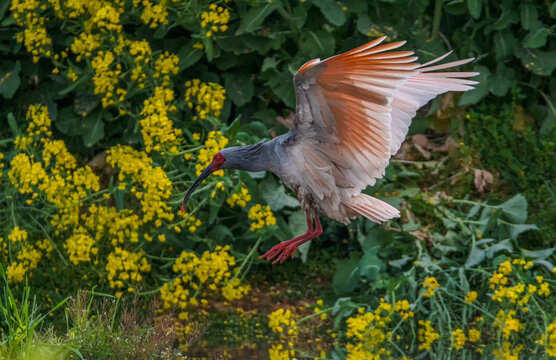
[259, 236, 307, 264]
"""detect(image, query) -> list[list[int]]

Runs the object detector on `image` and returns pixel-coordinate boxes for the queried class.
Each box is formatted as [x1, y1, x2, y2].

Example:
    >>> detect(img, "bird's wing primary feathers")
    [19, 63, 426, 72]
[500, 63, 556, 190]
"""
[291, 36, 478, 193]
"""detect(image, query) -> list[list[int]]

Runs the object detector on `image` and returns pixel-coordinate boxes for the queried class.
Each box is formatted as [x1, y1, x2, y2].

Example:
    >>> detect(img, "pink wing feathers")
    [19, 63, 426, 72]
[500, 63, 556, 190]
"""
[292, 36, 479, 193]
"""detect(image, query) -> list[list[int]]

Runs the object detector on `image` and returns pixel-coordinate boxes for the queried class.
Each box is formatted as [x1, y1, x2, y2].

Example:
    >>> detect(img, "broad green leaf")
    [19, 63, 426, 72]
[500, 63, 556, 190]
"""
[507, 224, 538, 239]
[55, 107, 84, 136]
[260, 176, 300, 211]
[81, 113, 105, 147]
[343, 0, 367, 12]
[466, 0, 482, 19]
[0, 61, 20, 99]
[291, 4, 307, 30]
[465, 247, 485, 268]
[177, 41, 204, 70]
[493, 31, 515, 61]
[520, 2, 540, 30]
[459, 65, 491, 106]
[359, 253, 385, 281]
[333, 257, 361, 295]
[235, 1, 280, 35]
[313, 0, 346, 26]
[302, 30, 335, 59]
[223, 72, 254, 107]
[523, 25, 548, 48]
[208, 225, 234, 242]
[7, 113, 19, 136]
[516, 48, 556, 76]
[490, 64, 514, 96]
[485, 239, 513, 258]
[488, 8, 519, 32]
[522, 248, 555, 260]
[498, 193, 528, 223]
[356, 13, 372, 35]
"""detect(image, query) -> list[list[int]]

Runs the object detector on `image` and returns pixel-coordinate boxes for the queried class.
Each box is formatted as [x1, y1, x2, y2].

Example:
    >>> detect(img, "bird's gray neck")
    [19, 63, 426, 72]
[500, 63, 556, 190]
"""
[221, 133, 293, 173]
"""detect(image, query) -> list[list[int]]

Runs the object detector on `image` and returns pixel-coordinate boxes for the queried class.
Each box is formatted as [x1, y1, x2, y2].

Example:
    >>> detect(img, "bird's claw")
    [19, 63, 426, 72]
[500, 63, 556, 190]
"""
[259, 241, 301, 264]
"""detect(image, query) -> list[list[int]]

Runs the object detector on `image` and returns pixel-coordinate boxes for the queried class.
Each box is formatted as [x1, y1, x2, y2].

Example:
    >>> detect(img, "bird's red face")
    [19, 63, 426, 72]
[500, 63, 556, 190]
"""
[211, 152, 226, 171]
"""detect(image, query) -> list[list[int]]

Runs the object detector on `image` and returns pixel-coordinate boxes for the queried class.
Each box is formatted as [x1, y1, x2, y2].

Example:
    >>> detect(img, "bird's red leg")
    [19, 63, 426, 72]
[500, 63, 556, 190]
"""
[277, 216, 323, 263]
[259, 216, 314, 262]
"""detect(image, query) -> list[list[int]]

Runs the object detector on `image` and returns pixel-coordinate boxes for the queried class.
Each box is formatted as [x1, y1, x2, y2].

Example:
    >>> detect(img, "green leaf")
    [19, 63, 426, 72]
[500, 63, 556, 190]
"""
[208, 225, 234, 242]
[490, 64, 514, 96]
[523, 25, 548, 48]
[493, 31, 515, 61]
[235, 1, 280, 35]
[488, 8, 519, 32]
[498, 193, 528, 223]
[313, 0, 346, 26]
[465, 247, 485, 268]
[302, 30, 335, 59]
[467, 0, 482, 19]
[486, 239, 513, 258]
[520, 2, 540, 30]
[177, 41, 204, 70]
[55, 107, 83, 136]
[333, 257, 361, 295]
[516, 48, 556, 76]
[0, 61, 20, 99]
[223, 73, 254, 107]
[507, 224, 538, 239]
[343, 0, 367, 12]
[459, 65, 491, 106]
[81, 113, 105, 147]
[291, 4, 308, 30]
[260, 176, 300, 211]
[359, 253, 385, 281]
[356, 13, 372, 35]
[522, 248, 555, 260]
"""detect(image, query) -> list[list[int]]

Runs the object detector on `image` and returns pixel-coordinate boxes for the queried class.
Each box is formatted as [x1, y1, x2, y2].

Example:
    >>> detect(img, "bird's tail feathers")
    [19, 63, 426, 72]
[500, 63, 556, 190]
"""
[343, 193, 400, 223]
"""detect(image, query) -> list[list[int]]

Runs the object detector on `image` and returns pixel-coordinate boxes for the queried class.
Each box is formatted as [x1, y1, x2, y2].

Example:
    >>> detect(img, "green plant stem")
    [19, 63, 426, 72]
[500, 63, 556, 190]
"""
[231, 236, 264, 282]
[297, 307, 331, 325]
[430, 0, 443, 41]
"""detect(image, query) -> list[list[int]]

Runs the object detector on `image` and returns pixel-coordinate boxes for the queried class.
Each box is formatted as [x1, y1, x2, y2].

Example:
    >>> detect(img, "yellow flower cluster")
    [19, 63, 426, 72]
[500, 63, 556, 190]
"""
[422, 276, 440, 298]
[345, 300, 395, 359]
[539, 318, 556, 356]
[185, 79, 226, 121]
[394, 299, 414, 320]
[14, 104, 52, 150]
[71, 33, 101, 61]
[91, 51, 124, 107]
[465, 290, 478, 303]
[140, 0, 171, 28]
[247, 204, 276, 231]
[452, 328, 466, 350]
[92, 4, 122, 32]
[493, 342, 523, 360]
[200, 4, 230, 37]
[418, 320, 440, 350]
[64, 228, 99, 265]
[106, 247, 151, 297]
[268, 308, 298, 336]
[227, 187, 251, 208]
[160, 246, 250, 338]
[5, 226, 52, 283]
[196, 131, 229, 177]
[139, 86, 182, 154]
[154, 51, 179, 87]
[176, 212, 202, 233]
[268, 344, 295, 360]
[494, 309, 524, 339]
[106, 145, 174, 225]
[11, 0, 52, 63]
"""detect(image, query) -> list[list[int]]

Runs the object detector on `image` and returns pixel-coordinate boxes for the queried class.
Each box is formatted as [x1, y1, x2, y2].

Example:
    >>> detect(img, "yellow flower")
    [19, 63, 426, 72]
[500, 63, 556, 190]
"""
[200, 4, 230, 34]
[452, 328, 466, 350]
[269, 308, 298, 336]
[185, 79, 226, 121]
[465, 290, 478, 303]
[141, 0, 169, 28]
[227, 187, 251, 208]
[493, 342, 523, 360]
[106, 247, 151, 290]
[195, 131, 229, 176]
[268, 344, 294, 360]
[154, 51, 179, 87]
[422, 277, 440, 298]
[248, 204, 277, 231]
[468, 328, 481, 343]
[64, 227, 98, 265]
[418, 320, 439, 350]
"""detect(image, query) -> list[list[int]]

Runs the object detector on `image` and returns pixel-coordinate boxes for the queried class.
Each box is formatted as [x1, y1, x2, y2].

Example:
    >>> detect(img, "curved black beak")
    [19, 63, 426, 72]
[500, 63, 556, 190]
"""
[181, 165, 213, 212]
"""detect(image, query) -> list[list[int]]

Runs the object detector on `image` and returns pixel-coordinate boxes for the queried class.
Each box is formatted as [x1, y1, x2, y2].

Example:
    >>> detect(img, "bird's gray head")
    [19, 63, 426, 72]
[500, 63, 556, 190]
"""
[181, 139, 267, 212]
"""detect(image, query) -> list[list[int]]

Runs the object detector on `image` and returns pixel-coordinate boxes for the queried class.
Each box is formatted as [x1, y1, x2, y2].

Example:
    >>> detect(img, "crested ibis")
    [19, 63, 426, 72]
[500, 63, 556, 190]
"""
[182, 36, 479, 263]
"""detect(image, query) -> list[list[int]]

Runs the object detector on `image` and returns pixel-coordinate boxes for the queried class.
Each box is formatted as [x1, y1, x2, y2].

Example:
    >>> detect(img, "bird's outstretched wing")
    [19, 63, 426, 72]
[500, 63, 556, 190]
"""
[291, 36, 478, 193]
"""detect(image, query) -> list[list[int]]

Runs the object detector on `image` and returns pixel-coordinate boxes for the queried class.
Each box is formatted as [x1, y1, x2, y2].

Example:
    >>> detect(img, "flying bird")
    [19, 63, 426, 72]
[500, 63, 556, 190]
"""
[182, 36, 478, 263]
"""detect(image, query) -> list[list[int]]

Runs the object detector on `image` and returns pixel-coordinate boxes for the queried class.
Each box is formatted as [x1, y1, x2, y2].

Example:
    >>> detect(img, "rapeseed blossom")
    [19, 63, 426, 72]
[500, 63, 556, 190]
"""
[452, 328, 466, 350]
[64, 228, 99, 265]
[106, 247, 151, 297]
[185, 79, 226, 121]
[227, 187, 251, 208]
[200, 3, 230, 36]
[269, 308, 298, 336]
[422, 277, 439, 298]
[418, 320, 439, 350]
[248, 204, 277, 231]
